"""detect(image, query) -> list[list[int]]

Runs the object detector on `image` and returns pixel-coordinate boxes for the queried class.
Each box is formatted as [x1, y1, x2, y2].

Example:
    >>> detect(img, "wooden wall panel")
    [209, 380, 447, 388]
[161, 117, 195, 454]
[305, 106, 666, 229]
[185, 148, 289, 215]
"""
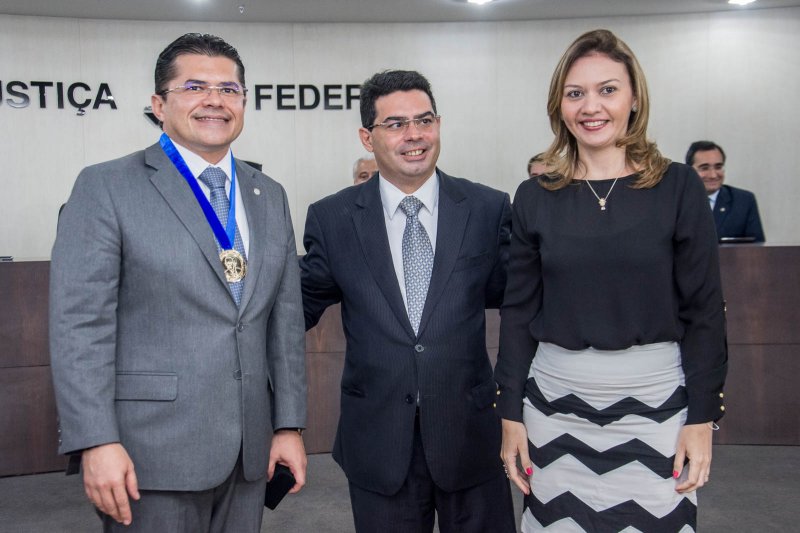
[2, 247, 799, 476]
[303, 351, 345, 454]
[0, 261, 49, 368]
[0, 366, 66, 476]
[715, 345, 800, 445]
[720, 246, 800, 344]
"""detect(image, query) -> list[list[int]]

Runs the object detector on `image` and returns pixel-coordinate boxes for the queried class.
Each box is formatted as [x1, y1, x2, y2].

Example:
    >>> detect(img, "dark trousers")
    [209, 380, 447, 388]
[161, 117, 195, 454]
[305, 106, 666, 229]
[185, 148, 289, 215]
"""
[100, 451, 266, 533]
[348, 417, 516, 533]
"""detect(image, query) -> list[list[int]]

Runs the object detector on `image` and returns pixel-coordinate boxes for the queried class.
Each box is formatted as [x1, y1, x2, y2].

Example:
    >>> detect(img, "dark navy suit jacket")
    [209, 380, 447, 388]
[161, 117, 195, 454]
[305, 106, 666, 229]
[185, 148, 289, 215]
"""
[300, 170, 511, 495]
[712, 185, 765, 242]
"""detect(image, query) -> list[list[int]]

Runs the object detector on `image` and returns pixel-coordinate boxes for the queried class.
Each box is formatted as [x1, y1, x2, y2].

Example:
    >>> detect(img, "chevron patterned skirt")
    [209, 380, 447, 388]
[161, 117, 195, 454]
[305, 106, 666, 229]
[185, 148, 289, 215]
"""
[521, 342, 696, 532]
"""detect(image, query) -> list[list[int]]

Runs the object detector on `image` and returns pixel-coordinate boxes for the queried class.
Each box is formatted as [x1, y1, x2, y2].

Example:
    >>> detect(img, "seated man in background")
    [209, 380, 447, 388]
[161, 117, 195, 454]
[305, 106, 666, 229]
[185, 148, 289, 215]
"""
[527, 152, 546, 178]
[353, 154, 378, 185]
[686, 140, 765, 242]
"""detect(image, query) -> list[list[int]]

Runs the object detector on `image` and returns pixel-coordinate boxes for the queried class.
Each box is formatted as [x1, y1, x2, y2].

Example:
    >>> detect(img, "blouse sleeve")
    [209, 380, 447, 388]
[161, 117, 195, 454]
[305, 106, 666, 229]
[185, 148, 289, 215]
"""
[673, 167, 728, 424]
[494, 181, 542, 422]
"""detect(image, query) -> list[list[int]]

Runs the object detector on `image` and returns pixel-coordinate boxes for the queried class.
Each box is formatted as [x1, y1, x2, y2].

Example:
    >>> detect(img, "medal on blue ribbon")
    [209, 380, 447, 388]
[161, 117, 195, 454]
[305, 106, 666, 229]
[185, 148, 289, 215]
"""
[159, 133, 246, 282]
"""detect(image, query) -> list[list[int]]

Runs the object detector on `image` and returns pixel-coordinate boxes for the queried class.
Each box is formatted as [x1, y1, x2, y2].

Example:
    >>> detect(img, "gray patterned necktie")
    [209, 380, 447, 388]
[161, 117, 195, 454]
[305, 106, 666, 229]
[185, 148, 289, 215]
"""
[400, 196, 434, 335]
[198, 166, 246, 306]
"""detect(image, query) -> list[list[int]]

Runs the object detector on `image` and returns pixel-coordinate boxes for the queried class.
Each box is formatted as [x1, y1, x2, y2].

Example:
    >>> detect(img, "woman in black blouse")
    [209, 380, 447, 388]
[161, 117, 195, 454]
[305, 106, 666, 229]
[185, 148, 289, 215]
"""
[494, 29, 727, 532]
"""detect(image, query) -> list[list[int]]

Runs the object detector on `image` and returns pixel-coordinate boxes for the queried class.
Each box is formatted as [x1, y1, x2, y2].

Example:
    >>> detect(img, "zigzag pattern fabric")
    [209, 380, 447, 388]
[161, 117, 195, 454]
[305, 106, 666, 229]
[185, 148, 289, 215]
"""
[521, 342, 696, 532]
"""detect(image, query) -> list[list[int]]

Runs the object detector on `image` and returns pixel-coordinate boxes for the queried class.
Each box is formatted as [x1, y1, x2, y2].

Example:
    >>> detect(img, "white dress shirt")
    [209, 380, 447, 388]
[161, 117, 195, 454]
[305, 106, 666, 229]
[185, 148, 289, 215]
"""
[379, 173, 439, 312]
[708, 189, 720, 211]
[173, 141, 251, 256]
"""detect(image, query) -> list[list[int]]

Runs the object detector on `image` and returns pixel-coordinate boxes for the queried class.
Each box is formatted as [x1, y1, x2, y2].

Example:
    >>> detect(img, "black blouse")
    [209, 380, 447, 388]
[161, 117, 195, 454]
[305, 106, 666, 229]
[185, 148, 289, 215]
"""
[494, 163, 727, 425]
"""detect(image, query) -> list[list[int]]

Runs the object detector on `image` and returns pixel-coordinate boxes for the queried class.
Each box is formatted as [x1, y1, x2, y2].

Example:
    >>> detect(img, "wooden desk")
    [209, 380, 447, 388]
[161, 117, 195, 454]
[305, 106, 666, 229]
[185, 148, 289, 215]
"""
[1, 246, 798, 476]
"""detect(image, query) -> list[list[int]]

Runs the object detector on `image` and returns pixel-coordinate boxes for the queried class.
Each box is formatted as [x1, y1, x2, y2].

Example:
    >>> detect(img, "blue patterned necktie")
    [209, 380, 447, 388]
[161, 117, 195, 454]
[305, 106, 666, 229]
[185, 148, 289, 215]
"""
[198, 166, 246, 306]
[400, 196, 434, 335]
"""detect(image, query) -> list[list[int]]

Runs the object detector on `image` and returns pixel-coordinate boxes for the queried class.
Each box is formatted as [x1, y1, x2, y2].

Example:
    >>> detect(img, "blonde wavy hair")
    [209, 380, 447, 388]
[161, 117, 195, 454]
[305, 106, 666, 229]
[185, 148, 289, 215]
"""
[540, 29, 669, 190]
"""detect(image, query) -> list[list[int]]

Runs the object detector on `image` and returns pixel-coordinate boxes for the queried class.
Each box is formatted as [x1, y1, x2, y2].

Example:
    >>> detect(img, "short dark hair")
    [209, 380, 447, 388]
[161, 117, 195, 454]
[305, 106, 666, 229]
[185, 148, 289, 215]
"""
[359, 70, 437, 128]
[527, 152, 545, 175]
[155, 33, 245, 95]
[685, 140, 726, 166]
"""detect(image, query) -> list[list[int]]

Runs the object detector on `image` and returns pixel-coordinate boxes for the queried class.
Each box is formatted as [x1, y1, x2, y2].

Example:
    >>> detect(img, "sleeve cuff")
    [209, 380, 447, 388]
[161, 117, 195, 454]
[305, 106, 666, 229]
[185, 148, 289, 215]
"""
[686, 389, 726, 424]
[493, 383, 524, 422]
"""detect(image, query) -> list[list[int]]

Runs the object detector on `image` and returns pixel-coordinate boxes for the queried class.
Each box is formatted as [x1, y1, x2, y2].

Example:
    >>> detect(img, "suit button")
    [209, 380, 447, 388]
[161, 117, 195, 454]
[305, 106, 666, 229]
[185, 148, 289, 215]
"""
[237, 322, 245, 332]
[233, 369, 242, 380]
[405, 394, 414, 404]
[720, 405, 725, 411]
[414, 344, 425, 353]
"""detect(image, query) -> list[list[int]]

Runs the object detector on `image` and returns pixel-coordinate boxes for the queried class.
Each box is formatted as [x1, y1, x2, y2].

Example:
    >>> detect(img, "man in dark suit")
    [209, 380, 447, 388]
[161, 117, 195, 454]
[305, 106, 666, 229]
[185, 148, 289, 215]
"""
[686, 140, 765, 242]
[50, 34, 307, 532]
[301, 70, 515, 532]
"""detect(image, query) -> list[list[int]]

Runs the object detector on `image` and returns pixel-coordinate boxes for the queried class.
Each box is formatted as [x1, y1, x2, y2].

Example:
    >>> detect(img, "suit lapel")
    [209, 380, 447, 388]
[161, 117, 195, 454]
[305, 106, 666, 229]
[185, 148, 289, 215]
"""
[417, 171, 468, 338]
[145, 143, 231, 298]
[234, 161, 267, 314]
[353, 178, 416, 339]
[714, 186, 732, 229]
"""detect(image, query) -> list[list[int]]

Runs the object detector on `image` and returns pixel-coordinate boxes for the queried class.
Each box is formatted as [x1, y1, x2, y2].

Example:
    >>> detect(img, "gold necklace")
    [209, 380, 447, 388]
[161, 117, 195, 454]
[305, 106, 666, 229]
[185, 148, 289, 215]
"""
[583, 163, 627, 211]
[584, 178, 619, 211]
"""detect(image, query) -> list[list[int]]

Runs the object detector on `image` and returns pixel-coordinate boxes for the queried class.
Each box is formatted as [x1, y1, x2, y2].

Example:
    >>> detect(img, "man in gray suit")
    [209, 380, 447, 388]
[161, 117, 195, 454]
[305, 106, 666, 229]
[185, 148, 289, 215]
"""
[50, 33, 307, 532]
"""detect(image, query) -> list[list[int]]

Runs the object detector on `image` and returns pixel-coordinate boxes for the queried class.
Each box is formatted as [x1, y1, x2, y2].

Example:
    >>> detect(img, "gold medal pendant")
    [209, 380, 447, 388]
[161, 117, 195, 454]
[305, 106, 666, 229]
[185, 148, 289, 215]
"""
[220, 249, 247, 282]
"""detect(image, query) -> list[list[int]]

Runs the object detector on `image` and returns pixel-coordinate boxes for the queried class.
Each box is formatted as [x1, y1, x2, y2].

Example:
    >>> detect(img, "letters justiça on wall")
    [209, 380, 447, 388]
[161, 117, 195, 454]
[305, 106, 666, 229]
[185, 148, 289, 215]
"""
[1, 81, 362, 111]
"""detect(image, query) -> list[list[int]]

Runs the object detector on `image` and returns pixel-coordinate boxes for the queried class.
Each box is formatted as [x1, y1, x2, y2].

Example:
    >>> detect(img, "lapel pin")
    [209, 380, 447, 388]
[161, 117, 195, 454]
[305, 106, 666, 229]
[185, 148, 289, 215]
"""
[720, 207, 726, 212]
[254, 188, 261, 196]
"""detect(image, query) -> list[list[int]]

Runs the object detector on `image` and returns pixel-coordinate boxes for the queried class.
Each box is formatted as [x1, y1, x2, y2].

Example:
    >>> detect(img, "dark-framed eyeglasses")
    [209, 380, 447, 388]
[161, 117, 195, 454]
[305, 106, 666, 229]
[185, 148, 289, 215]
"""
[366, 114, 440, 134]
[159, 82, 247, 99]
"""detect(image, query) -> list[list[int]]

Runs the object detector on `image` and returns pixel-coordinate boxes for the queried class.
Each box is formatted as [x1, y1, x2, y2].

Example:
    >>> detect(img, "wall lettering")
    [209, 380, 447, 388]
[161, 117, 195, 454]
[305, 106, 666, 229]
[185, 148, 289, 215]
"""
[253, 83, 360, 111]
[0, 81, 117, 110]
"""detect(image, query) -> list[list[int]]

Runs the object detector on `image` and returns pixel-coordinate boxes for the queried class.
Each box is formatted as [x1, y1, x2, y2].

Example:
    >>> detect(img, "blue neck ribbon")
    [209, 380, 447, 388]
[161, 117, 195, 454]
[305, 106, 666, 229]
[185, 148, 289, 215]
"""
[159, 133, 238, 251]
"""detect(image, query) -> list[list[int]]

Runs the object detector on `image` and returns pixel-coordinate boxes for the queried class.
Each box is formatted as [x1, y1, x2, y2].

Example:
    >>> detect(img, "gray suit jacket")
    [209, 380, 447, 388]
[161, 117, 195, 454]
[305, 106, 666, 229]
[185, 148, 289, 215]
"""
[50, 142, 306, 491]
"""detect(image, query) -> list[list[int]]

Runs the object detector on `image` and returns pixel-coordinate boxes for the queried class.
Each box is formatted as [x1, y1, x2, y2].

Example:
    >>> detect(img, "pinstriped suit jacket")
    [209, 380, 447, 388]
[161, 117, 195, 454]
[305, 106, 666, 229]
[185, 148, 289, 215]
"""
[301, 170, 511, 495]
[50, 142, 306, 491]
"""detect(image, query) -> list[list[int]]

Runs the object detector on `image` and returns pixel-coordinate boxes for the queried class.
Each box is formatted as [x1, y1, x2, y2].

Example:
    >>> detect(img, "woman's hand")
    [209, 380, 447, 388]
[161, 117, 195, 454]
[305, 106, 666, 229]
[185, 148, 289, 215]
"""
[674, 422, 714, 493]
[501, 418, 534, 495]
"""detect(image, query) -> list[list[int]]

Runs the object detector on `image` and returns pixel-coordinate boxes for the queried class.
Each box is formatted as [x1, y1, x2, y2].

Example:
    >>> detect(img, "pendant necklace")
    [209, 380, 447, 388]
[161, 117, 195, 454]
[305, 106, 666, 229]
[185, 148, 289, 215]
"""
[584, 164, 626, 211]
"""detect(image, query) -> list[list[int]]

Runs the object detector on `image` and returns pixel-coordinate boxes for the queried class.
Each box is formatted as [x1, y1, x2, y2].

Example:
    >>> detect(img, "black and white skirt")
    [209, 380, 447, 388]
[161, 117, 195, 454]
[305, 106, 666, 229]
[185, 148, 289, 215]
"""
[521, 342, 696, 532]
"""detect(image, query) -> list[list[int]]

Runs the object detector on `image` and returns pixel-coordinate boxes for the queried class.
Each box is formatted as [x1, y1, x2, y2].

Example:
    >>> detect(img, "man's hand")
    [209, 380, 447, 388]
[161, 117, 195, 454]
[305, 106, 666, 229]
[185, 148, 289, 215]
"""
[269, 430, 307, 494]
[81, 443, 140, 525]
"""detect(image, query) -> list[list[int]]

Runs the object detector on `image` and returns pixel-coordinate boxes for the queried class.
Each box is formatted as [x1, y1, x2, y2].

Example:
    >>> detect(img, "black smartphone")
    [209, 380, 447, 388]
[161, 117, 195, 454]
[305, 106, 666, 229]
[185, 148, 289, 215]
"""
[264, 463, 296, 510]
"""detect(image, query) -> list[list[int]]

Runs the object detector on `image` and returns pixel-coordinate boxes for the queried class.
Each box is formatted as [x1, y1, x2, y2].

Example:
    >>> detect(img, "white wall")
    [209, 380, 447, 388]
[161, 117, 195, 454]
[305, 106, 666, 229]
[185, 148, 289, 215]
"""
[1, 8, 798, 259]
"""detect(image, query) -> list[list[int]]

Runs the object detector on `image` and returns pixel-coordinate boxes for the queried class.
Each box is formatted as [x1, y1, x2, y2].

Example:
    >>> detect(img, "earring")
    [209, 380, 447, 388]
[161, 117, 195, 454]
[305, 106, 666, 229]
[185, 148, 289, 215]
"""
[631, 104, 638, 113]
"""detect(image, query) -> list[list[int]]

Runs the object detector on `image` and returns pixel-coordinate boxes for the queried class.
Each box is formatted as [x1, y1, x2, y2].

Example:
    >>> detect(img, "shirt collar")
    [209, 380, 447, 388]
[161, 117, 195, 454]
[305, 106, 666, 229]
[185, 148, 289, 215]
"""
[379, 171, 439, 220]
[708, 189, 720, 204]
[171, 139, 233, 182]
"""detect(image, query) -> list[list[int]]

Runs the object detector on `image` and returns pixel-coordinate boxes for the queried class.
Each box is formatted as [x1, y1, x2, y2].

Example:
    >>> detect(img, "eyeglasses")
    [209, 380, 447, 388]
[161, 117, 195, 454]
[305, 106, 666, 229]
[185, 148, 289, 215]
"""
[367, 114, 440, 133]
[159, 83, 247, 99]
